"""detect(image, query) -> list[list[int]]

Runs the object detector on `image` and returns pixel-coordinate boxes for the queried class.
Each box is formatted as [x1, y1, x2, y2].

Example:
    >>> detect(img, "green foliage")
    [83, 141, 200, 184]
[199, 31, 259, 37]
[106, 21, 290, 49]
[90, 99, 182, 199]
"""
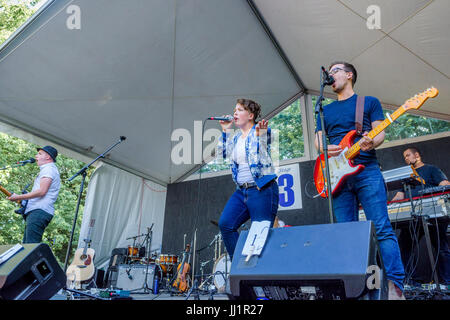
[384, 110, 450, 142]
[0, 132, 94, 264]
[269, 99, 304, 160]
[0, 0, 41, 45]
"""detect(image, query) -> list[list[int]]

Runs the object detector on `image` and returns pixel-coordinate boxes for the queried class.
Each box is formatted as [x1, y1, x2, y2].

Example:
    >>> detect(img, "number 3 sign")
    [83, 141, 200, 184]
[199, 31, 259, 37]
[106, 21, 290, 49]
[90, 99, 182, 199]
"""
[275, 164, 302, 211]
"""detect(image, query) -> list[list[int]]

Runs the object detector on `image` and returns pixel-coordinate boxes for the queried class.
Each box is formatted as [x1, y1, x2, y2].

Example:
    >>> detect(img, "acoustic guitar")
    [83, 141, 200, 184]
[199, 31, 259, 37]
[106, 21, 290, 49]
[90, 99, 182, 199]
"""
[66, 219, 96, 288]
[314, 88, 439, 198]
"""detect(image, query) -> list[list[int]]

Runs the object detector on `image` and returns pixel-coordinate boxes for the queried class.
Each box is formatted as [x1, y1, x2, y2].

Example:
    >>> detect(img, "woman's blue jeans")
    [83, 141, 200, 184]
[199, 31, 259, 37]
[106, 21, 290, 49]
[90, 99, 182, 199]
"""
[333, 163, 406, 291]
[219, 180, 279, 260]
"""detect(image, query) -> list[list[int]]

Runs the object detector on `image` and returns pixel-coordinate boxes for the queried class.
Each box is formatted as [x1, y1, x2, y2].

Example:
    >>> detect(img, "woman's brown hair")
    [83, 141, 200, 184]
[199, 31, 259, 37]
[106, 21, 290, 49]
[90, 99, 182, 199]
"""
[236, 98, 261, 122]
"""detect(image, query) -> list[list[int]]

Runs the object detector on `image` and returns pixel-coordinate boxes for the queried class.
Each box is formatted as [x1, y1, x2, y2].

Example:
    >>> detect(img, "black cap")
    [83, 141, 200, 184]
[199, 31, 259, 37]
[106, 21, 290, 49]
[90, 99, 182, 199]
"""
[37, 146, 58, 162]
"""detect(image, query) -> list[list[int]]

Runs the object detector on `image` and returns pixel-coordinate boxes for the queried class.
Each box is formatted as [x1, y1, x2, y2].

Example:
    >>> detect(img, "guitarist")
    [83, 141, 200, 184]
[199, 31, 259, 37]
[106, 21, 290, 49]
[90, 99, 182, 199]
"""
[314, 62, 405, 299]
[7, 146, 60, 244]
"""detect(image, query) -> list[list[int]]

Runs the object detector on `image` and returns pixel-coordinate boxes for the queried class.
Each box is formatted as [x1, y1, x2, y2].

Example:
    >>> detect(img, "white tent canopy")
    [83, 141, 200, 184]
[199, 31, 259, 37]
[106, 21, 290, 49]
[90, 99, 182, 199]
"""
[0, 0, 300, 186]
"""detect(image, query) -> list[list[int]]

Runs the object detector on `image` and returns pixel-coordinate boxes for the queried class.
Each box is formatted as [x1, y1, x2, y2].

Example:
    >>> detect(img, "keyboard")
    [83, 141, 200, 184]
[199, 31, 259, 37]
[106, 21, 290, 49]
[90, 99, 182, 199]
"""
[359, 192, 450, 223]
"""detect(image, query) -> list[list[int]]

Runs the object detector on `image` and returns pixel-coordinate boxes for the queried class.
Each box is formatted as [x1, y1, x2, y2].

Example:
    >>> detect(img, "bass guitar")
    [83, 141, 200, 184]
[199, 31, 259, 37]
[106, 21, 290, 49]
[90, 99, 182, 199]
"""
[66, 219, 96, 288]
[314, 88, 439, 198]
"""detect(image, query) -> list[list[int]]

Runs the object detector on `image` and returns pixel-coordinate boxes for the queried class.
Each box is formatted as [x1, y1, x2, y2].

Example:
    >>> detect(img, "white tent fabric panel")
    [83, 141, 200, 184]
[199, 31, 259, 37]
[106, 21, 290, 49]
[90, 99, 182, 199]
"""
[78, 163, 167, 268]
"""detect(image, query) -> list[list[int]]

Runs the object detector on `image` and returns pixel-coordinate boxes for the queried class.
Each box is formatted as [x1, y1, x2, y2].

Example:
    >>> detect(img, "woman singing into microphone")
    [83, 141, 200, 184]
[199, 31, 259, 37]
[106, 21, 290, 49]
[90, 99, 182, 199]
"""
[217, 99, 279, 261]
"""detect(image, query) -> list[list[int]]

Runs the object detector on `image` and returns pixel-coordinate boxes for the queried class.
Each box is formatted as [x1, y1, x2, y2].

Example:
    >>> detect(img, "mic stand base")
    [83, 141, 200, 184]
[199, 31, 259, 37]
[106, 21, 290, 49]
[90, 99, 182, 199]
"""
[185, 279, 200, 300]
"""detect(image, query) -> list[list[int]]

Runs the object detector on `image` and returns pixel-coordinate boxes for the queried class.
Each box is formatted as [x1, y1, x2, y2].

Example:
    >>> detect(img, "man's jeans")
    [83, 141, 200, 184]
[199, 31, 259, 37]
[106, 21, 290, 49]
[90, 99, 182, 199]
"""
[333, 163, 406, 291]
[219, 181, 279, 260]
[23, 209, 53, 243]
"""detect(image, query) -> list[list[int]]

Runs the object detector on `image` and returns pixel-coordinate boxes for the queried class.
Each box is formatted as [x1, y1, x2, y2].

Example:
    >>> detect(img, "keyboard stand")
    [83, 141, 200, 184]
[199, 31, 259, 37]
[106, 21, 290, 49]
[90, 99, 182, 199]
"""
[403, 183, 441, 290]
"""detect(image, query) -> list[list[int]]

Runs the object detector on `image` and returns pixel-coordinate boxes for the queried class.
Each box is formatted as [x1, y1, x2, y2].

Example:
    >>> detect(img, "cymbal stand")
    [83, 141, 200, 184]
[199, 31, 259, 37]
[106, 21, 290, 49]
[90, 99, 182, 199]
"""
[199, 260, 209, 285]
[198, 260, 212, 290]
[214, 233, 222, 261]
[130, 224, 154, 294]
[197, 260, 219, 300]
[197, 233, 223, 299]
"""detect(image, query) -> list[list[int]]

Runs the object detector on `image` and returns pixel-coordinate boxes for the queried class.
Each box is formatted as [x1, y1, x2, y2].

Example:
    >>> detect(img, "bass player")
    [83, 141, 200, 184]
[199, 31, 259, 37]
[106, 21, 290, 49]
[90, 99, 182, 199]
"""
[314, 61, 405, 299]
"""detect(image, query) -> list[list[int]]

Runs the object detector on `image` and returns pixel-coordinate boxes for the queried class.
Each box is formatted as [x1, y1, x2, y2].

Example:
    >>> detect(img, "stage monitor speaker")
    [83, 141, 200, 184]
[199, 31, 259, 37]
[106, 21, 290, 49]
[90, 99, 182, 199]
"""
[229, 221, 388, 300]
[116, 264, 155, 291]
[0, 243, 66, 300]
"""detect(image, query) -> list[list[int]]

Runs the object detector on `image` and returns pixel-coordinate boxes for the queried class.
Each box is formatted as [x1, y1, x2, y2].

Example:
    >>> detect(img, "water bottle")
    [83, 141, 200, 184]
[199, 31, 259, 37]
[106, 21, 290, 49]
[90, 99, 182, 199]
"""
[153, 275, 159, 294]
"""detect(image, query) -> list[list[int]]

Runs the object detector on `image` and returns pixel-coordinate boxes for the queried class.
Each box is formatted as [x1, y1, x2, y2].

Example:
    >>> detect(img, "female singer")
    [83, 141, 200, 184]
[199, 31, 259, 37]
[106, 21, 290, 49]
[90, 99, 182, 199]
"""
[217, 99, 279, 260]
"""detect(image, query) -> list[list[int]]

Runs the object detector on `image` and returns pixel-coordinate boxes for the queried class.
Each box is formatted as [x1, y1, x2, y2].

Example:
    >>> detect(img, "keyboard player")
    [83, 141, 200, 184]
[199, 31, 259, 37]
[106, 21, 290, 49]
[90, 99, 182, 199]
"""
[392, 147, 449, 287]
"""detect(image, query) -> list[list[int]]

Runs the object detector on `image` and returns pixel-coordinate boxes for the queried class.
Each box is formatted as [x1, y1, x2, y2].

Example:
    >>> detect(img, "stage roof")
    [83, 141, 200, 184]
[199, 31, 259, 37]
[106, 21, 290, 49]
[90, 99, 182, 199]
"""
[0, 0, 448, 186]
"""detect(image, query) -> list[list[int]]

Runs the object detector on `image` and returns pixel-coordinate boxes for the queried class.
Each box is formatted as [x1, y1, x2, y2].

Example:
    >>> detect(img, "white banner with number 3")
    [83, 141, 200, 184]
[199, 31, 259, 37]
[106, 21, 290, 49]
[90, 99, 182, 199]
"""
[275, 163, 302, 211]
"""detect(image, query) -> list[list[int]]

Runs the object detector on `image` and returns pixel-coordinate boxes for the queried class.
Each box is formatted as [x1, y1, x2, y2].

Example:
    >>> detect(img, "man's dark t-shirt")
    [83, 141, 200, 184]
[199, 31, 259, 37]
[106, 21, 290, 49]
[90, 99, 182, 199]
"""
[410, 164, 448, 197]
[316, 94, 384, 165]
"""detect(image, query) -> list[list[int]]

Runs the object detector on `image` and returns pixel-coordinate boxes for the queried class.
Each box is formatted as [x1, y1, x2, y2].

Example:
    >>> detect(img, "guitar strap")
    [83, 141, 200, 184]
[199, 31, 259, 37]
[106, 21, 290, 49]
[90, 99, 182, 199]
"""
[355, 95, 365, 136]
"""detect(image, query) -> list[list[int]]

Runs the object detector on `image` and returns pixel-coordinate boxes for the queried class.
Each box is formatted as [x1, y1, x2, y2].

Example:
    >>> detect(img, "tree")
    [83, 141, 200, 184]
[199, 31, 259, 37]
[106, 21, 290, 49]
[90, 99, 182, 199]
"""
[269, 99, 304, 160]
[384, 110, 450, 142]
[0, 0, 43, 45]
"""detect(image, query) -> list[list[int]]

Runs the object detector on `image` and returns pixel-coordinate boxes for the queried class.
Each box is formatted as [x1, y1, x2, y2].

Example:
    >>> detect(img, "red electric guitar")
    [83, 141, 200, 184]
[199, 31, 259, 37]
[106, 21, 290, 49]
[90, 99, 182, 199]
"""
[314, 88, 439, 198]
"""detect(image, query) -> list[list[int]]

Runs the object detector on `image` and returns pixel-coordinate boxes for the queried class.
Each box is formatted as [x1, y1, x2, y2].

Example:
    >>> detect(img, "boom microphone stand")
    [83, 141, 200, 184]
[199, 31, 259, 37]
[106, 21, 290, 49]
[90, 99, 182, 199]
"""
[130, 224, 154, 294]
[63, 136, 127, 272]
[315, 67, 335, 224]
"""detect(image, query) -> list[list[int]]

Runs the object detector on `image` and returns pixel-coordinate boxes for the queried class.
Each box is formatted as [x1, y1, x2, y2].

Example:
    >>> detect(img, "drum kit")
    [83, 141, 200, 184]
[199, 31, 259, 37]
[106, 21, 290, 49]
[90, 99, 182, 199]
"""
[124, 228, 180, 291]
[120, 220, 231, 297]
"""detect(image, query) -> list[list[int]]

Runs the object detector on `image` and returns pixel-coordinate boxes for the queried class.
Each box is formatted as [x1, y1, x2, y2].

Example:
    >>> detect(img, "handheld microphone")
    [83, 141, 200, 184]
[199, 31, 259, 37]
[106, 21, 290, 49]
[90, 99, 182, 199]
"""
[321, 66, 335, 86]
[207, 116, 234, 121]
[17, 158, 36, 165]
[120, 136, 126, 141]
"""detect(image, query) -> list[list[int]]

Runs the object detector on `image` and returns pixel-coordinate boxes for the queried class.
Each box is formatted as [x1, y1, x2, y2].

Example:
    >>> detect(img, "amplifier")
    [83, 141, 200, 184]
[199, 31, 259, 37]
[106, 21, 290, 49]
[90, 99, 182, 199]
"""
[229, 221, 387, 300]
[0, 243, 66, 300]
[116, 264, 155, 291]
